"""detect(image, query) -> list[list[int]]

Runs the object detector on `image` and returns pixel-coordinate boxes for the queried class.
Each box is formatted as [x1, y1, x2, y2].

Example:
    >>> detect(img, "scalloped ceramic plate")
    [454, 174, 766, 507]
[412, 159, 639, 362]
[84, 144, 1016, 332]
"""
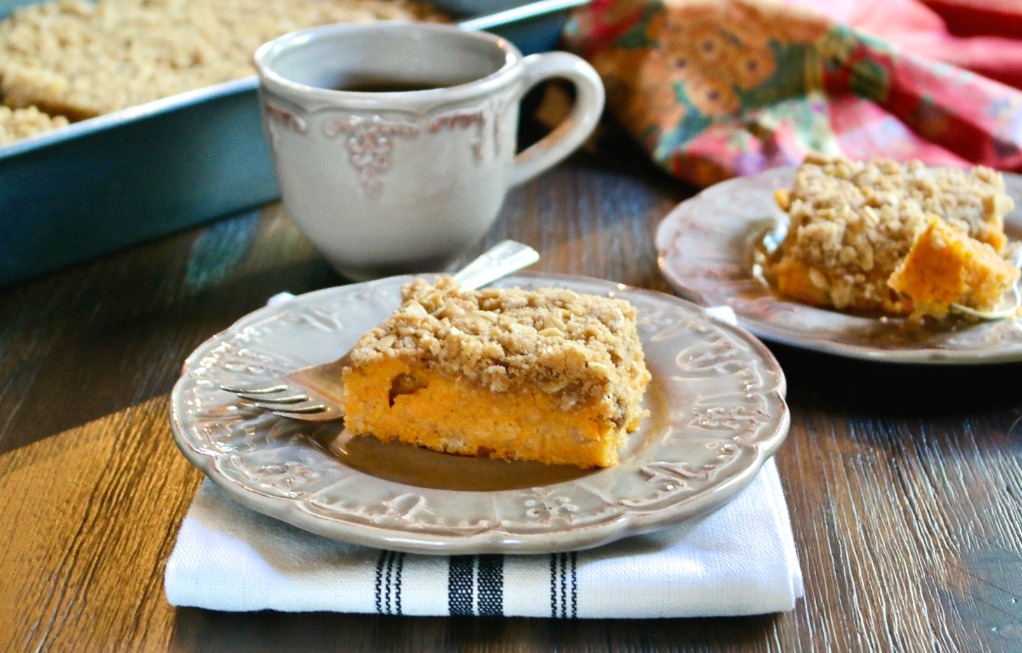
[656, 167, 1022, 365]
[170, 273, 789, 554]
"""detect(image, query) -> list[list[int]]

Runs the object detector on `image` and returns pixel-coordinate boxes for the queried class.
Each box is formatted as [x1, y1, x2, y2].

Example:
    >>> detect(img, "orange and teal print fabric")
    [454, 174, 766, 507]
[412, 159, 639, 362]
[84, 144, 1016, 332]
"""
[565, 0, 1022, 187]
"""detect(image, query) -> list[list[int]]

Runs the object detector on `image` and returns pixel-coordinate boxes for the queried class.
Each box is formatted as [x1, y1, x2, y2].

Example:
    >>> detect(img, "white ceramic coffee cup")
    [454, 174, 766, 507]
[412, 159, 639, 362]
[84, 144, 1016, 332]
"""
[254, 21, 605, 280]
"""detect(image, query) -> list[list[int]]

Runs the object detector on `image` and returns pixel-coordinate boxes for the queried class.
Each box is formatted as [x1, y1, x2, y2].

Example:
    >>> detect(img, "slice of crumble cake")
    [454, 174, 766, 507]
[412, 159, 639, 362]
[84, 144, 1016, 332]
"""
[767, 154, 1016, 318]
[341, 277, 651, 469]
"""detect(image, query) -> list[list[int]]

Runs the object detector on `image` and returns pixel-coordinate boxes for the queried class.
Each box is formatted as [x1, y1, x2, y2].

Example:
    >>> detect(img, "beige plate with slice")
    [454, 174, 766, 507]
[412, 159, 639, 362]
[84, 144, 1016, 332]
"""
[170, 272, 789, 554]
[655, 167, 1022, 365]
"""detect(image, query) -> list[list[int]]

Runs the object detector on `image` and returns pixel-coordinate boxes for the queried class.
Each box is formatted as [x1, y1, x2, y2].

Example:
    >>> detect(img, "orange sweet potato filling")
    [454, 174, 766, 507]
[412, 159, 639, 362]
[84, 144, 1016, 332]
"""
[343, 358, 630, 469]
[888, 216, 1020, 320]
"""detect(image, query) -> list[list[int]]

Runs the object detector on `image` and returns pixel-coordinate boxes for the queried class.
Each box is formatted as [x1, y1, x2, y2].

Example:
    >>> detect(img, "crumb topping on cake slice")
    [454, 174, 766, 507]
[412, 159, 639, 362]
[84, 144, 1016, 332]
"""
[350, 276, 649, 411]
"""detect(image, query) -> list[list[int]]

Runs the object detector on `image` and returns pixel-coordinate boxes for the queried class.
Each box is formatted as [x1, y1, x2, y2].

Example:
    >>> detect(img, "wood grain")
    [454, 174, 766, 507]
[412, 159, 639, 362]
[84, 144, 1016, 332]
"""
[0, 118, 1020, 652]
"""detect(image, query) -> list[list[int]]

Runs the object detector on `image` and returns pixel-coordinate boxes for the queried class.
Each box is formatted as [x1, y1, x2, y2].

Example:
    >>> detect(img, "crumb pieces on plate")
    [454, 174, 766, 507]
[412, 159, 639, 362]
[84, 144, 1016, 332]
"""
[342, 276, 652, 469]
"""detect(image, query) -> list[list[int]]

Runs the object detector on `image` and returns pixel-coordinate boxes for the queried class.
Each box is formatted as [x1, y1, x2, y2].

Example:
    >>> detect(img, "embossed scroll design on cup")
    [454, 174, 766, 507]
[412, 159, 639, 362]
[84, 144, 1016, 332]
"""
[323, 115, 420, 197]
[266, 98, 513, 197]
[170, 274, 790, 554]
[428, 95, 515, 163]
[264, 104, 307, 135]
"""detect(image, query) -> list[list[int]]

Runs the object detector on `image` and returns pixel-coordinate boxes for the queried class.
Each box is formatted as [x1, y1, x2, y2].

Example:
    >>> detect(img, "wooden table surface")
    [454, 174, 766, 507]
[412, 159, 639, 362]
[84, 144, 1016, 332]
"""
[1, 116, 1020, 652]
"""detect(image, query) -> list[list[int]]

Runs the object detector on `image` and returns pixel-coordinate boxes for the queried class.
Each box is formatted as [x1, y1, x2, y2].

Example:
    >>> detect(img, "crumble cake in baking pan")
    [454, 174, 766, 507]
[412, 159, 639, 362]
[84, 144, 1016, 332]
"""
[0, 103, 66, 145]
[766, 154, 1018, 321]
[342, 277, 652, 469]
[0, 0, 443, 127]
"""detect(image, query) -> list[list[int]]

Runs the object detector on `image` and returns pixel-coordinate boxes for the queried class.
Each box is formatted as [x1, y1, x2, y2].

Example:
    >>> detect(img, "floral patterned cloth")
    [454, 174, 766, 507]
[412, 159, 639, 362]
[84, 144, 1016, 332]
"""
[565, 0, 1022, 187]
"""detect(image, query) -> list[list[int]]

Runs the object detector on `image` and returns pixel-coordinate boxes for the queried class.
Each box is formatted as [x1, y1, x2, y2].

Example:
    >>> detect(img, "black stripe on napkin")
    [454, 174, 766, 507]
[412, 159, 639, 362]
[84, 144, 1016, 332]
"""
[549, 552, 578, 618]
[448, 555, 505, 616]
[449, 556, 475, 615]
[374, 551, 405, 615]
[477, 554, 504, 616]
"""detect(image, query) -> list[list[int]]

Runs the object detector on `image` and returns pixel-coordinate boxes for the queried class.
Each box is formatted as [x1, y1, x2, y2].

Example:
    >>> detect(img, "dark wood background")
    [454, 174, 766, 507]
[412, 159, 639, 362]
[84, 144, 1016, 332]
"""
[0, 114, 1019, 652]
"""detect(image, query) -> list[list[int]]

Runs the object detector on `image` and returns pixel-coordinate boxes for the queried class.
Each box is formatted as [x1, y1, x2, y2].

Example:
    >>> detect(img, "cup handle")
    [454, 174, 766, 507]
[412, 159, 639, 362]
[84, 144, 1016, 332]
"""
[507, 52, 605, 188]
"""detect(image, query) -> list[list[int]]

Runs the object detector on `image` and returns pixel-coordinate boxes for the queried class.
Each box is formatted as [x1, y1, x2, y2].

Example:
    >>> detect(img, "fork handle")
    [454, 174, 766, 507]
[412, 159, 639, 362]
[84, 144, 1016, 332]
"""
[452, 240, 540, 291]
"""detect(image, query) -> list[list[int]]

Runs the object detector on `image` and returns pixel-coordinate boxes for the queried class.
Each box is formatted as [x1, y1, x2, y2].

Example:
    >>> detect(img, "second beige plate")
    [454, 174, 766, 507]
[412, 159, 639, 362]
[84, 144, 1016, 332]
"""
[656, 167, 1022, 364]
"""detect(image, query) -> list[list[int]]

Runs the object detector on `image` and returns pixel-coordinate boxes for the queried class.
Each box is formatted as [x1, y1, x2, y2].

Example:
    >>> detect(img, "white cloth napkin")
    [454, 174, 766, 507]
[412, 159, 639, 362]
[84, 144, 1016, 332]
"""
[164, 457, 802, 617]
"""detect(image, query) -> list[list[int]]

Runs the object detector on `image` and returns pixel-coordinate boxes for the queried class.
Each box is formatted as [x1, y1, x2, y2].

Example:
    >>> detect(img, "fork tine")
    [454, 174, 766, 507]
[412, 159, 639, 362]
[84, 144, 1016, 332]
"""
[234, 392, 308, 403]
[255, 401, 328, 414]
[219, 382, 290, 394]
[272, 407, 343, 422]
[222, 378, 335, 420]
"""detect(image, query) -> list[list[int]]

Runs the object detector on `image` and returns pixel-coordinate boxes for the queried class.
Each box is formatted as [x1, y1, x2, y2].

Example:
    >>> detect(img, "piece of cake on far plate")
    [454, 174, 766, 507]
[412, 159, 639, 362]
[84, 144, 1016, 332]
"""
[767, 154, 1017, 319]
[342, 276, 651, 469]
[888, 215, 1021, 321]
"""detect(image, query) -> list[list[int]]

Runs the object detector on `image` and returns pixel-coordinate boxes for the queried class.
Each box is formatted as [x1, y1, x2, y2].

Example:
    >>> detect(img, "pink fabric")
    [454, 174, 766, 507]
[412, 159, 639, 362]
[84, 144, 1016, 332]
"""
[565, 0, 1022, 187]
[796, 0, 1022, 90]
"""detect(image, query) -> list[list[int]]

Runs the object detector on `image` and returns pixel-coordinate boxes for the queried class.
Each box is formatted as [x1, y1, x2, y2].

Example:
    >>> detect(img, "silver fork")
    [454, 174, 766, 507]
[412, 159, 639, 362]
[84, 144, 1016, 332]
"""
[218, 240, 540, 421]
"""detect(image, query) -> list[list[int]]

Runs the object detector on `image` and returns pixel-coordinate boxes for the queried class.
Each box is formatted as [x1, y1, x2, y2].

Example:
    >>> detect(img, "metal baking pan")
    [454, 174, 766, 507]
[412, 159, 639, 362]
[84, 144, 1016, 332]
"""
[0, 0, 573, 286]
